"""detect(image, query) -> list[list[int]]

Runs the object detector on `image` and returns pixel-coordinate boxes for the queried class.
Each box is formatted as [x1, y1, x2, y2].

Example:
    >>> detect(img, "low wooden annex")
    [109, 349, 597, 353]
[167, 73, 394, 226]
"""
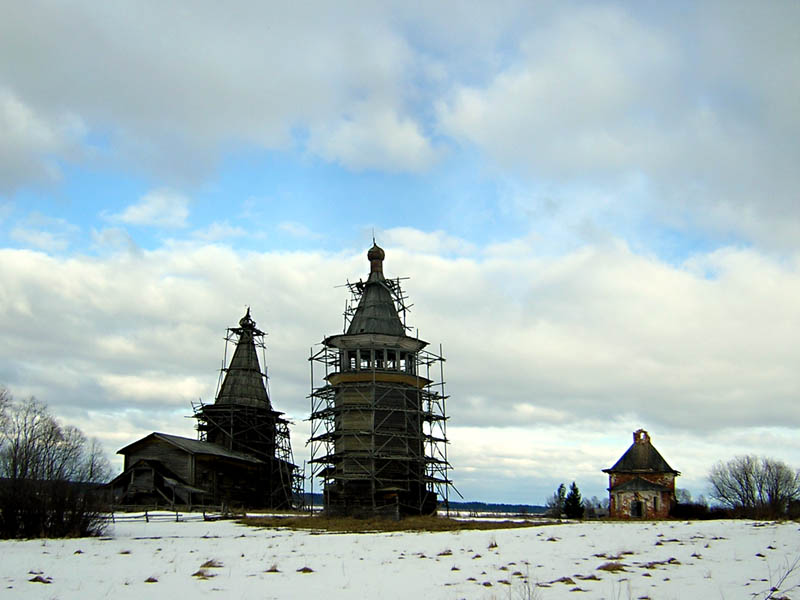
[110, 432, 264, 507]
[603, 429, 679, 519]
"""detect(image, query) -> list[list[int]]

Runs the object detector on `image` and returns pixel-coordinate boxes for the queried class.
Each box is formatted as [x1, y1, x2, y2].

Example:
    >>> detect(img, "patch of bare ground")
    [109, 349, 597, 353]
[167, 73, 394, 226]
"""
[638, 557, 681, 569]
[597, 562, 627, 572]
[238, 515, 550, 533]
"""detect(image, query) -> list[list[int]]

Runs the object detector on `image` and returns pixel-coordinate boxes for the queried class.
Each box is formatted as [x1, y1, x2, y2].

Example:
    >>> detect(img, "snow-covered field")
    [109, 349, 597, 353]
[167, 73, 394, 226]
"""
[2, 514, 798, 599]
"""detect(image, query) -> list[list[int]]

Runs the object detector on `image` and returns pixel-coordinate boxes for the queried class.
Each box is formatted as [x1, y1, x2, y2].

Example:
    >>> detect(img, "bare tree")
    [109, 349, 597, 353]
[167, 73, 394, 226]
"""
[708, 455, 800, 518]
[0, 391, 110, 538]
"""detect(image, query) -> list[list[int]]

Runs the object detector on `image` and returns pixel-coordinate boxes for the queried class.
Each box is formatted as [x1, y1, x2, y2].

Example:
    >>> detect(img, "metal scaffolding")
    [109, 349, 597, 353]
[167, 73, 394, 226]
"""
[193, 400, 301, 508]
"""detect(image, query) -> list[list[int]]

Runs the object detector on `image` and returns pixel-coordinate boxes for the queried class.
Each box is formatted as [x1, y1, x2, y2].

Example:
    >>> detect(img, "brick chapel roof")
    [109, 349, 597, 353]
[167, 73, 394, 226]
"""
[603, 429, 679, 475]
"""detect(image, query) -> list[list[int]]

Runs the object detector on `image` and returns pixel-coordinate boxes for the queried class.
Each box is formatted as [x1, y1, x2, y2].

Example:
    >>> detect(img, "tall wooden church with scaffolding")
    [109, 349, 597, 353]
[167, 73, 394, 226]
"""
[191, 309, 300, 508]
[309, 243, 451, 518]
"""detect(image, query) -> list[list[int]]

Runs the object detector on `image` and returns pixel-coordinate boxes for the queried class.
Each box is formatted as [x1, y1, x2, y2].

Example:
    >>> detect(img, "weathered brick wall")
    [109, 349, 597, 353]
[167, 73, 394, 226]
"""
[608, 473, 676, 519]
[609, 472, 676, 491]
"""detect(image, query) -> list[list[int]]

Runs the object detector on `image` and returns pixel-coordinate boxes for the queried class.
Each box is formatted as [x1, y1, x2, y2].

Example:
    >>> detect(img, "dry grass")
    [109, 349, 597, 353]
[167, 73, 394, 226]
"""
[239, 514, 548, 533]
[200, 559, 223, 568]
[191, 569, 215, 579]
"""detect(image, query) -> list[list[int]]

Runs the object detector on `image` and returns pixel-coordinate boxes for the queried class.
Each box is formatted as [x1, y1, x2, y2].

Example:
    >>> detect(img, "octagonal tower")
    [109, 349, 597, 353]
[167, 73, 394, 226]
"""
[309, 244, 451, 518]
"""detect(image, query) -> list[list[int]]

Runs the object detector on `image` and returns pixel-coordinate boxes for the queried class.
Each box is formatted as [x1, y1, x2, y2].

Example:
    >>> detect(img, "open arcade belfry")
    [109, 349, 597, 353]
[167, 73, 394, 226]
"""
[308, 243, 452, 517]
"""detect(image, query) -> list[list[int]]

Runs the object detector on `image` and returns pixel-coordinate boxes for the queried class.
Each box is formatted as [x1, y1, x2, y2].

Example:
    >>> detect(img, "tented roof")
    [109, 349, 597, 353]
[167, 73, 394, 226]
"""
[346, 243, 406, 336]
[215, 309, 272, 409]
[603, 430, 679, 474]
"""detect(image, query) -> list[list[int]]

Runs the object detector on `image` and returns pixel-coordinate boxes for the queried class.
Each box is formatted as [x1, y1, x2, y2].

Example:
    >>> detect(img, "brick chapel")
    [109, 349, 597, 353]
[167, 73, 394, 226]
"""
[603, 429, 679, 519]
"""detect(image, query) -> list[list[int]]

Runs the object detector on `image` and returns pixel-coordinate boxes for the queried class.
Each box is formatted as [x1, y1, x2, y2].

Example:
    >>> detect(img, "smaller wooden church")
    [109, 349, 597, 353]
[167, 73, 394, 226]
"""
[603, 429, 679, 519]
[109, 310, 297, 509]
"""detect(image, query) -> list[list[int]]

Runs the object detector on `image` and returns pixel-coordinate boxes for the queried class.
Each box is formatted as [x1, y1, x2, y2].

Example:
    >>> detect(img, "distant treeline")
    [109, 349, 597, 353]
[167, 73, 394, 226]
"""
[298, 493, 546, 514]
[443, 501, 547, 514]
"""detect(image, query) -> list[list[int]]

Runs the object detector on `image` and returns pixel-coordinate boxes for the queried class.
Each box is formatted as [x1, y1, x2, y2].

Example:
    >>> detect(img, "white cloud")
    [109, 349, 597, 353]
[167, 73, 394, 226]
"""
[308, 105, 439, 172]
[110, 189, 190, 228]
[90, 227, 138, 252]
[278, 221, 322, 240]
[96, 373, 206, 405]
[435, 3, 800, 250]
[0, 233, 798, 500]
[0, 2, 435, 181]
[381, 227, 476, 256]
[192, 221, 246, 241]
[10, 228, 69, 252]
[9, 213, 79, 252]
[437, 7, 676, 173]
[0, 88, 85, 191]
[2, 2, 798, 251]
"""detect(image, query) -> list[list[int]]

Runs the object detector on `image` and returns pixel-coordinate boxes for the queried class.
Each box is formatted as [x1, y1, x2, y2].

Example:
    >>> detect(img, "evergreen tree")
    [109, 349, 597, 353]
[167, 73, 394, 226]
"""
[564, 481, 585, 519]
[546, 482, 566, 517]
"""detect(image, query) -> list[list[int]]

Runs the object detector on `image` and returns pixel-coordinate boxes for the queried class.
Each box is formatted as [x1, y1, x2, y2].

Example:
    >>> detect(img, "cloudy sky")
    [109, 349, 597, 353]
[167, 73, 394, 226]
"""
[1, 1, 798, 504]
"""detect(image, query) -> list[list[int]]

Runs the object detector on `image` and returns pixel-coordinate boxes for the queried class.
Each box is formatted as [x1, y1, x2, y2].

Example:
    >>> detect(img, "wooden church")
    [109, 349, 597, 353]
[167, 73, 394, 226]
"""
[109, 310, 298, 509]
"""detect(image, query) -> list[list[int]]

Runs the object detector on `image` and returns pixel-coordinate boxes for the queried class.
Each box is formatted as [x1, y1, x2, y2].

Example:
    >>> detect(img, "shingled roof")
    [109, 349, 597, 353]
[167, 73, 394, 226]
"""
[117, 432, 263, 464]
[345, 243, 406, 336]
[215, 308, 272, 409]
[603, 429, 679, 474]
